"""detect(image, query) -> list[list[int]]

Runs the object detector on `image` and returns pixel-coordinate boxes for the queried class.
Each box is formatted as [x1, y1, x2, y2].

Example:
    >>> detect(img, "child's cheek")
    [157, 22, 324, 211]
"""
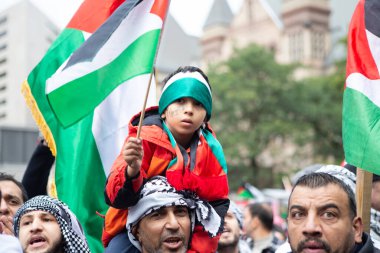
[167, 106, 184, 118]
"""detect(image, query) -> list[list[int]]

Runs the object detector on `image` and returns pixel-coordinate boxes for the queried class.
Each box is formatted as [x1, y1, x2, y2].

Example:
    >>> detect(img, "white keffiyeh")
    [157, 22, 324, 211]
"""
[126, 176, 221, 251]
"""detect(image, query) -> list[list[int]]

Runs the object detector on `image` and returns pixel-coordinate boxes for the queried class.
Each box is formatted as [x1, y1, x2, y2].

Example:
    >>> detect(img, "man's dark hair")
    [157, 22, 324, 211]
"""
[0, 172, 28, 202]
[247, 202, 274, 231]
[162, 66, 211, 89]
[291, 172, 356, 218]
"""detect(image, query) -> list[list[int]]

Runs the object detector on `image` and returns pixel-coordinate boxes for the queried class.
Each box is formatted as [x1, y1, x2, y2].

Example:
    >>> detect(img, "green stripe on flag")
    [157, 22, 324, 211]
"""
[343, 88, 380, 174]
[48, 29, 160, 127]
[54, 111, 108, 253]
[28, 28, 85, 95]
[28, 28, 85, 128]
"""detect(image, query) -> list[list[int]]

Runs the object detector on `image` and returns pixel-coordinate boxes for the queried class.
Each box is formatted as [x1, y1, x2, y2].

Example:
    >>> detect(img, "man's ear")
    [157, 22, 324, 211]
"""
[352, 216, 363, 244]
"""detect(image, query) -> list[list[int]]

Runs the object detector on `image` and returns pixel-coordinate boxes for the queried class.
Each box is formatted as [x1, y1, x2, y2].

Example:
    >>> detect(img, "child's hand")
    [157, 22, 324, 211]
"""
[123, 137, 143, 177]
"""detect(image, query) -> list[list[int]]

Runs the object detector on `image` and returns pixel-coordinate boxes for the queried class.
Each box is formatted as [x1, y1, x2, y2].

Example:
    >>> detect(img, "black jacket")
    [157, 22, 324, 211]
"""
[353, 233, 380, 253]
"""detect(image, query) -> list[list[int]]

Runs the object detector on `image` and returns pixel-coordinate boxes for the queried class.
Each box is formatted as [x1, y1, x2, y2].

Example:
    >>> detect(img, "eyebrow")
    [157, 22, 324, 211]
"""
[318, 203, 340, 212]
[289, 203, 340, 212]
[21, 212, 54, 221]
[289, 205, 305, 211]
[2, 193, 22, 200]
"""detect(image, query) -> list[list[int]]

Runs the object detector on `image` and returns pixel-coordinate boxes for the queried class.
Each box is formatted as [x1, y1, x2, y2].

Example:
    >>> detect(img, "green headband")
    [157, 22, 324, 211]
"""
[159, 77, 212, 120]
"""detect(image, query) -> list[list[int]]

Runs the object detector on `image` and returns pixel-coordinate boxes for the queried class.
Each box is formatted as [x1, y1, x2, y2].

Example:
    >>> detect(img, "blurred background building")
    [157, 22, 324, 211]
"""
[0, 0, 356, 179]
[201, 0, 356, 78]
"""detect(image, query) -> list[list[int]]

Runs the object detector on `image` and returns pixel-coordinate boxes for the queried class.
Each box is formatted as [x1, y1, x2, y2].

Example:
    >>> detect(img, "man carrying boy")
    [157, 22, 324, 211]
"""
[104, 66, 229, 252]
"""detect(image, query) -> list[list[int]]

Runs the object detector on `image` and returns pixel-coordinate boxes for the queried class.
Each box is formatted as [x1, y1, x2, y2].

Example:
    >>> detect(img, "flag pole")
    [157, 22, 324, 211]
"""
[136, 71, 155, 138]
[136, 0, 170, 138]
[356, 168, 372, 232]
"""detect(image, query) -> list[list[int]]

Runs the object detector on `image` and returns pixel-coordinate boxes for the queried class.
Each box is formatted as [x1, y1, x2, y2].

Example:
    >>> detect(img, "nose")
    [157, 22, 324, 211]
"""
[302, 214, 322, 237]
[0, 199, 9, 216]
[165, 211, 180, 230]
[30, 218, 43, 232]
[183, 101, 194, 114]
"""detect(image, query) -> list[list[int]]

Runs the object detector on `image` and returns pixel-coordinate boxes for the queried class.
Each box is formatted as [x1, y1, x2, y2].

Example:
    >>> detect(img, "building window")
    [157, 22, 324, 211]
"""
[46, 36, 54, 44]
[289, 32, 303, 62]
[0, 58, 6, 65]
[0, 85, 5, 91]
[0, 16, 7, 26]
[0, 30, 6, 38]
[45, 22, 59, 36]
[311, 31, 325, 60]
[0, 72, 6, 78]
[0, 112, 5, 119]
[0, 44, 6, 51]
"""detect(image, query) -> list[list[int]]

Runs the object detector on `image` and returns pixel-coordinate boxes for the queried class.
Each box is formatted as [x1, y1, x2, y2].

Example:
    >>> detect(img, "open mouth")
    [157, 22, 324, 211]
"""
[29, 236, 47, 248]
[222, 227, 231, 233]
[163, 237, 183, 249]
[301, 241, 326, 253]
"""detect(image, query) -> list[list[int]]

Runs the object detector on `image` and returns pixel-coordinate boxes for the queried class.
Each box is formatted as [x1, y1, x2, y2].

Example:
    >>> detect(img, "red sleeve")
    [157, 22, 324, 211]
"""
[187, 225, 220, 253]
[104, 138, 156, 208]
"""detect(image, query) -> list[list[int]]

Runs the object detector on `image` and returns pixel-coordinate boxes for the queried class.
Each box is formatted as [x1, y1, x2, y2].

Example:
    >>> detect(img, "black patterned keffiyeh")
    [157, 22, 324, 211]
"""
[13, 195, 90, 253]
[126, 176, 222, 251]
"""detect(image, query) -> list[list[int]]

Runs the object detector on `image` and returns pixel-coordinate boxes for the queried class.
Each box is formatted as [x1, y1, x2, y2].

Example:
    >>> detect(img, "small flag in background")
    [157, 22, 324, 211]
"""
[22, 0, 169, 252]
[342, 0, 380, 175]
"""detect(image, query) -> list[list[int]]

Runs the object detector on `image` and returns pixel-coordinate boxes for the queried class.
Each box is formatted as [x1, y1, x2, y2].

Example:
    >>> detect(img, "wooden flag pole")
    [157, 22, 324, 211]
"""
[356, 168, 373, 232]
[136, 71, 155, 138]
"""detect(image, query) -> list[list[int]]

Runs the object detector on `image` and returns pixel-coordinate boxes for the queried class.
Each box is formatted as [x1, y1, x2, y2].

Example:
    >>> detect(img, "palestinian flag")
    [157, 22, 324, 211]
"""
[21, 0, 169, 252]
[343, 0, 380, 174]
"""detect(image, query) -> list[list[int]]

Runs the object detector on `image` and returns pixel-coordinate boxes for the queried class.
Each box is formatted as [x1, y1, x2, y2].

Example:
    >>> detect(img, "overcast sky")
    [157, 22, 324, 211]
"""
[0, 0, 243, 36]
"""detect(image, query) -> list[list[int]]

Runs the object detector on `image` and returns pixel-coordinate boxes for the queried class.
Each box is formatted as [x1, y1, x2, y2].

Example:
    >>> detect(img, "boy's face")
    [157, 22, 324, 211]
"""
[162, 97, 206, 147]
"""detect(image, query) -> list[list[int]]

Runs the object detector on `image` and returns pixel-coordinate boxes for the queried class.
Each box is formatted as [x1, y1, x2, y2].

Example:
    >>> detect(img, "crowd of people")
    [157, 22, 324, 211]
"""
[1, 66, 380, 253]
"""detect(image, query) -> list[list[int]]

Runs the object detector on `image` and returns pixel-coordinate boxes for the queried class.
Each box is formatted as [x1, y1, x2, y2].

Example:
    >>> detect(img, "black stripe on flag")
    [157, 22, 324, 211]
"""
[365, 0, 380, 38]
[63, 0, 143, 70]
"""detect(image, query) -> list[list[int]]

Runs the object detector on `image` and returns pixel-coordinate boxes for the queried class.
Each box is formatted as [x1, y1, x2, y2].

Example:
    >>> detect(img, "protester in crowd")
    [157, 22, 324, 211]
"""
[217, 201, 251, 253]
[0, 173, 28, 235]
[0, 234, 22, 253]
[317, 164, 380, 249]
[104, 66, 229, 252]
[13, 195, 90, 253]
[243, 202, 284, 253]
[287, 172, 379, 253]
[124, 176, 221, 253]
[22, 136, 55, 198]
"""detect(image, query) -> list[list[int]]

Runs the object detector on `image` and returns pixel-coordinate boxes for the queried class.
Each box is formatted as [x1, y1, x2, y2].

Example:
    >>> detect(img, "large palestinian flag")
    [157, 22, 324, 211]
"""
[21, 0, 169, 252]
[343, 0, 380, 175]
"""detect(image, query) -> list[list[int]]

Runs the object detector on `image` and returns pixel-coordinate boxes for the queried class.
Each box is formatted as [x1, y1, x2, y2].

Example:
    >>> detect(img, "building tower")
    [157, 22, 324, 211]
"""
[200, 0, 233, 66]
[281, 0, 331, 77]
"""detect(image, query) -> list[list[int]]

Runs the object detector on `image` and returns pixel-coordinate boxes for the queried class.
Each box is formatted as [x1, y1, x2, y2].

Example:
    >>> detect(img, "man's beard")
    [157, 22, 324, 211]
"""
[218, 234, 239, 249]
[25, 239, 64, 253]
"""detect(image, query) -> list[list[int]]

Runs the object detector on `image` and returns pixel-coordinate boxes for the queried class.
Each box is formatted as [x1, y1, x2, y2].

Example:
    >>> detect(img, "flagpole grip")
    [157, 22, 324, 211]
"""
[356, 168, 372, 232]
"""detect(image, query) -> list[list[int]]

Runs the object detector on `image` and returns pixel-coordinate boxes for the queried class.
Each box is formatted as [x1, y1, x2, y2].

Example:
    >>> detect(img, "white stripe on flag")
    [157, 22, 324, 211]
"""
[46, 0, 162, 94]
[346, 72, 380, 107]
[92, 74, 157, 175]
